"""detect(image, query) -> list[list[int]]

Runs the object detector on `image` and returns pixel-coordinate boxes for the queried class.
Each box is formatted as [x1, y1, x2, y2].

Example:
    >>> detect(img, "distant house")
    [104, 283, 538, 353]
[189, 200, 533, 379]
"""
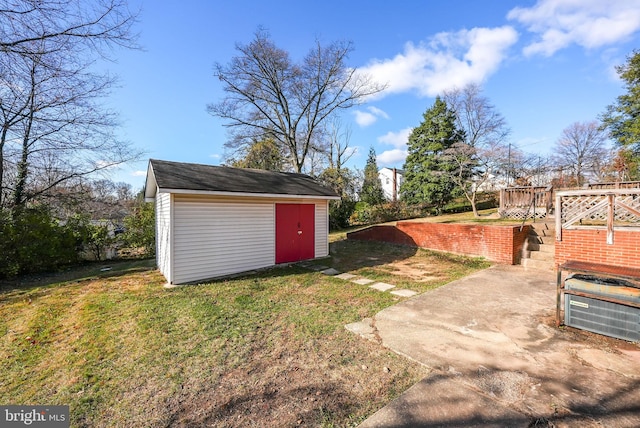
[144, 159, 340, 285]
[378, 168, 404, 201]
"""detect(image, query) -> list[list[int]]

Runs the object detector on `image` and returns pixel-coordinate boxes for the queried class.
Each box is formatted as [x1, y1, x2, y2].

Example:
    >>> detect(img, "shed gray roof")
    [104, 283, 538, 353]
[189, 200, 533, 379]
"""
[145, 159, 340, 200]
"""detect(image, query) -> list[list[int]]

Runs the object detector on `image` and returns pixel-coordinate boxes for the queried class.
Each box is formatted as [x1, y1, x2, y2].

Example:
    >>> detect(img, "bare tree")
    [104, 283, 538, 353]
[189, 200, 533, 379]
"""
[324, 116, 354, 170]
[2, 45, 139, 210]
[553, 121, 609, 187]
[0, 0, 139, 210]
[208, 28, 385, 173]
[515, 153, 554, 187]
[588, 148, 617, 183]
[442, 84, 511, 216]
[0, 0, 137, 56]
[444, 84, 510, 149]
[314, 117, 358, 204]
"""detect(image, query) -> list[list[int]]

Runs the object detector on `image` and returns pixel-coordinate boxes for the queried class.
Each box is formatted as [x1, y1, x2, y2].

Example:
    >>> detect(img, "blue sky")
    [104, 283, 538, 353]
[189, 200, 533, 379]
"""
[106, 0, 640, 190]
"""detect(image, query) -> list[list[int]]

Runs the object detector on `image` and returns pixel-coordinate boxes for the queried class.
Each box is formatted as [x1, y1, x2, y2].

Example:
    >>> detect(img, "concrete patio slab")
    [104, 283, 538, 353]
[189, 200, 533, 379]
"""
[357, 264, 640, 427]
[359, 371, 531, 428]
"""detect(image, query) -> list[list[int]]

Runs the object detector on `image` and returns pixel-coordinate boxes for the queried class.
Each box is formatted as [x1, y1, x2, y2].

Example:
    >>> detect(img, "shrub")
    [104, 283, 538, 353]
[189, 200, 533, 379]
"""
[122, 201, 155, 257]
[439, 192, 499, 215]
[0, 207, 81, 278]
[350, 202, 429, 225]
[0, 210, 19, 277]
[329, 198, 356, 230]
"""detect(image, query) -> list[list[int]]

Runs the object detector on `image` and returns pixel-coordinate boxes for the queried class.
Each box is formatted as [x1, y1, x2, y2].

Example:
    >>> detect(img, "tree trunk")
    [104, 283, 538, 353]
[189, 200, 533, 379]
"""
[0, 126, 6, 208]
[12, 92, 35, 211]
[13, 140, 29, 210]
[467, 191, 479, 217]
[458, 181, 480, 217]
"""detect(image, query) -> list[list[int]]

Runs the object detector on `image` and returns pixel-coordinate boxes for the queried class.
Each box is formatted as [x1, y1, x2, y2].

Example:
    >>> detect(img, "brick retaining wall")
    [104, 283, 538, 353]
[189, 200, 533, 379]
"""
[347, 222, 530, 264]
[555, 228, 640, 269]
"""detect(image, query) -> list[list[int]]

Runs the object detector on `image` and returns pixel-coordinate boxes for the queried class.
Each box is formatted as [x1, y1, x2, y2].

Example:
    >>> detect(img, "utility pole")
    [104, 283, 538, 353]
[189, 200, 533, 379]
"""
[392, 168, 398, 202]
[507, 142, 511, 186]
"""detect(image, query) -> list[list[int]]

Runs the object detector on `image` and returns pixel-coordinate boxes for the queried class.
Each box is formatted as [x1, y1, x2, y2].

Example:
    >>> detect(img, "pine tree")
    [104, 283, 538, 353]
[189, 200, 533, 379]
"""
[401, 97, 465, 212]
[601, 50, 640, 179]
[360, 147, 385, 205]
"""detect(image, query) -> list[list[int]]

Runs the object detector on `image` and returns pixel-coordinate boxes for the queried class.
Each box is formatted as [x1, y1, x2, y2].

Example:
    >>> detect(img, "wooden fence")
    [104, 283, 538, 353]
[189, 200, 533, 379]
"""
[587, 181, 640, 190]
[499, 186, 554, 219]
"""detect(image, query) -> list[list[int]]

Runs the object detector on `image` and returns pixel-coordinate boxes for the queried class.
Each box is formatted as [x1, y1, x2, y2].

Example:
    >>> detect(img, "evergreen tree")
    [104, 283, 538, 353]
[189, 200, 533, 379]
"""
[360, 147, 385, 205]
[601, 50, 640, 179]
[401, 97, 465, 212]
[228, 138, 285, 171]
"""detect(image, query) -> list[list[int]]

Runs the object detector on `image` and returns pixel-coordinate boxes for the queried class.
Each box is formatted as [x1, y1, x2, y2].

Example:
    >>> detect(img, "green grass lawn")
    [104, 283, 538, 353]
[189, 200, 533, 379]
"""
[0, 238, 489, 427]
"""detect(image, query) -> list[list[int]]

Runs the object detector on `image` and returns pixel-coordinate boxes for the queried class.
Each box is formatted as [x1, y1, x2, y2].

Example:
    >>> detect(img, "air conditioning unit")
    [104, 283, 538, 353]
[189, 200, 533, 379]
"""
[564, 274, 640, 342]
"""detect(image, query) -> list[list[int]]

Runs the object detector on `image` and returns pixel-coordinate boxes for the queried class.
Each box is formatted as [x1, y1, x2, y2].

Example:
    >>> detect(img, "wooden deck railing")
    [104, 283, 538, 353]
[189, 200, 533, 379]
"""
[499, 186, 554, 219]
[587, 181, 640, 190]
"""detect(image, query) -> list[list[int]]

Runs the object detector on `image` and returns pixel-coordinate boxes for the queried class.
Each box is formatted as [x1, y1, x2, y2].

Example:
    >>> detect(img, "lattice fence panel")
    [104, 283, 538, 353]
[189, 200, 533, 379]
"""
[615, 195, 640, 223]
[499, 208, 547, 220]
[561, 194, 640, 224]
[561, 195, 606, 222]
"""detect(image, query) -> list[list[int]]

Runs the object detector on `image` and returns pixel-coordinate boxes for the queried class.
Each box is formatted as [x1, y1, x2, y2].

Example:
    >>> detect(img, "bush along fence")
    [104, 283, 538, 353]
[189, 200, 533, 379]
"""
[0, 202, 155, 279]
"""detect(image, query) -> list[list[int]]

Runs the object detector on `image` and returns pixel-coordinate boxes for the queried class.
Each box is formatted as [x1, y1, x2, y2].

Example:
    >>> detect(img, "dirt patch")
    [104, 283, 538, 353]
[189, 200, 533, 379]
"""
[383, 260, 446, 282]
[327, 239, 489, 292]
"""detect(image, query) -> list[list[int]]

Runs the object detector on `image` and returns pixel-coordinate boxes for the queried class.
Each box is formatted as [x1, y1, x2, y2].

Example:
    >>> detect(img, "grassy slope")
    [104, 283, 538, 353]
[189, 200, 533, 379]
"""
[0, 238, 489, 427]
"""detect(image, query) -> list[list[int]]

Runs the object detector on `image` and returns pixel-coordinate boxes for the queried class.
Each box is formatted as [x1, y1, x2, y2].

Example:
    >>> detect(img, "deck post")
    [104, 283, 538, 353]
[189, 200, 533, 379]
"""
[607, 193, 615, 245]
[555, 194, 562, 242]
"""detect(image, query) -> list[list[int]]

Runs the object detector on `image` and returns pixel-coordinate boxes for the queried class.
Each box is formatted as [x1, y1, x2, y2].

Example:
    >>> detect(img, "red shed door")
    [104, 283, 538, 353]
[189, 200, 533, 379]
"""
[275, 203, 315, 264]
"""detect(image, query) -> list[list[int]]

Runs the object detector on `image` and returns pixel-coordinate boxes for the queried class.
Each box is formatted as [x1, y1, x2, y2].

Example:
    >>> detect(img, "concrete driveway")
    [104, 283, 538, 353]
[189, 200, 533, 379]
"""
[355, 264, 640, 427]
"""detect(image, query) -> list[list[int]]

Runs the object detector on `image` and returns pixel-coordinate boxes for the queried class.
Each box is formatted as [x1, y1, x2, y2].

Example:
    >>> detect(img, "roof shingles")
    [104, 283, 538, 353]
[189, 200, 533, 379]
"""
[148, 159, 339, 198]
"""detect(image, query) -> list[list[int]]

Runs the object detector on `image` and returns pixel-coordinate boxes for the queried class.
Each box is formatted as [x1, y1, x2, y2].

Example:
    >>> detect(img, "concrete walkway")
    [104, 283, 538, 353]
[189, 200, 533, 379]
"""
[350, 264, 640, 428]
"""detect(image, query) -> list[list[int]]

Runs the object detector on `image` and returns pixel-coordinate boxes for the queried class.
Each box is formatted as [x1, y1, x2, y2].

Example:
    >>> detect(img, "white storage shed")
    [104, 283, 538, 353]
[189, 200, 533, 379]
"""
[144, 159, 340, 285]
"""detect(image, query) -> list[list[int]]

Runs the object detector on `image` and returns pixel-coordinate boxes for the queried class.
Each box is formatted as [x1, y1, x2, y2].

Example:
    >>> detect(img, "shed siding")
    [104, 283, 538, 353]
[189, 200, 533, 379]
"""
[155, 192, 172, 282]
[172, 197, 275, 284]
[315, 201, 329, 257]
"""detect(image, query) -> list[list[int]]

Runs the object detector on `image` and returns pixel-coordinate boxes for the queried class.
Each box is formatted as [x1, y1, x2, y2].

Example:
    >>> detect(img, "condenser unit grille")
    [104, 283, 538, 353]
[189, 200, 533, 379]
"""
[565, 294, 640, 342]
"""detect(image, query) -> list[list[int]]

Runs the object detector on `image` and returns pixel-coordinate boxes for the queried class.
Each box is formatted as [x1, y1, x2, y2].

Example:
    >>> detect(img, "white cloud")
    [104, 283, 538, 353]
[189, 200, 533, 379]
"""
[354, 110, 377, 127]
[378, 128, 412, 149]
[377, 148, 408, 165]
[131, 170, 146, 177]
[358, 26, 518, 98]
[368, 106, 389, 119]
[350, 145, 363, 158]
[95, 160, 118, 170]
[353, 106, 390, 127]
[376, 127, 412, 165]
[508, 0, 640, 57]
[343, 146, 359, 158]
